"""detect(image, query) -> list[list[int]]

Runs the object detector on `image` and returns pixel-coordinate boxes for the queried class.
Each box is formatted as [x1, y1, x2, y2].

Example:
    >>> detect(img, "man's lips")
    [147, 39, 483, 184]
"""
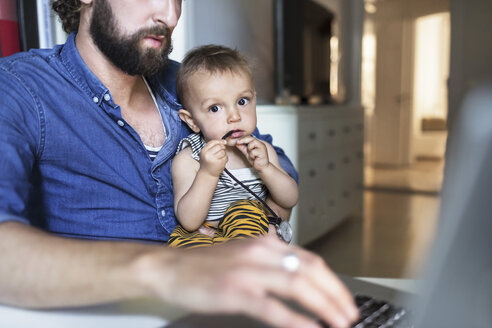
[148, 34, 165, 40]
[144, 35, 165, 48]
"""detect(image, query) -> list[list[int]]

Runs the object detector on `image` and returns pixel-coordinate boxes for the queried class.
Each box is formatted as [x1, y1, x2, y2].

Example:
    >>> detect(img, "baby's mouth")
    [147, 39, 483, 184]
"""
[222, 130, 243, 140]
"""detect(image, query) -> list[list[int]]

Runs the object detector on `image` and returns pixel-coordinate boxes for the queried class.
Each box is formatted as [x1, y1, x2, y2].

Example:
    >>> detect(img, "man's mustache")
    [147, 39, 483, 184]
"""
[135, 26, 171, 40]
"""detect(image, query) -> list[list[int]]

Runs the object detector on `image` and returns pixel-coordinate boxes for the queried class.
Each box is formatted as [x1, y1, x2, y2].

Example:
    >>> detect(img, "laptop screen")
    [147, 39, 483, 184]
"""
[412, 80, 492, 327]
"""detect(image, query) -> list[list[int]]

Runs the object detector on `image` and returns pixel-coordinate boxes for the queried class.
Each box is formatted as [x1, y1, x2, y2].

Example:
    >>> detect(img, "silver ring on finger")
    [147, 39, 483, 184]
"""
[281, 252, 300, 273]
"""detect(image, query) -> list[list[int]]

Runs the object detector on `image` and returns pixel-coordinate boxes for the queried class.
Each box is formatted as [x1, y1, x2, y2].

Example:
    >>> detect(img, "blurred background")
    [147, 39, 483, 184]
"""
[2, 0, 491, 279]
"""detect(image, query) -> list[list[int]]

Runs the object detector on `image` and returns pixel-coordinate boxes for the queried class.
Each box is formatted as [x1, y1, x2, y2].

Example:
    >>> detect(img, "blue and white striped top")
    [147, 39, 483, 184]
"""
[176, 133, 267, 221]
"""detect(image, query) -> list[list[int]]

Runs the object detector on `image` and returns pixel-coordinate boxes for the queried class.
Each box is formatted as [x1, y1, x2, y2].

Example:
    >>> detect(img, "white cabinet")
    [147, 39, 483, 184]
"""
[257, 105, 364, 245]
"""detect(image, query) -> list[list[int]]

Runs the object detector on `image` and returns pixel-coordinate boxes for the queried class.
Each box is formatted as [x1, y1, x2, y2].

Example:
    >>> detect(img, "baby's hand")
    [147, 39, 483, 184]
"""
[236, 136, 270, 172]
[200, 140, 227, 177]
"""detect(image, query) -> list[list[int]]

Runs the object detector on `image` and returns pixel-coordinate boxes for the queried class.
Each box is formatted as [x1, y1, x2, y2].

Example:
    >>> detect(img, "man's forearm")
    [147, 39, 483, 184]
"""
[0, 221, 168, 308]
[0, 222, 359, 328]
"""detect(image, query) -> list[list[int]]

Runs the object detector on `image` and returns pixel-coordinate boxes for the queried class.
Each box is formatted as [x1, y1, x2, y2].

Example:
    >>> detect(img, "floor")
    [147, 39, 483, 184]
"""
[364, 159, 444, 194]
[306, 160, 444, 279]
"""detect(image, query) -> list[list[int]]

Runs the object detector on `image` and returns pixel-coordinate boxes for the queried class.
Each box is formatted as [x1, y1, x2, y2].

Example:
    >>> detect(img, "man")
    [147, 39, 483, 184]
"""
[0, 1, 358, 327]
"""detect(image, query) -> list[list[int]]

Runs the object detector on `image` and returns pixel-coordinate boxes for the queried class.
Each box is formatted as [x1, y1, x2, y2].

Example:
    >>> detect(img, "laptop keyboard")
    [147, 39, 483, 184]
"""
[321, 294, 413, 328]
[352, 294, 412, 328]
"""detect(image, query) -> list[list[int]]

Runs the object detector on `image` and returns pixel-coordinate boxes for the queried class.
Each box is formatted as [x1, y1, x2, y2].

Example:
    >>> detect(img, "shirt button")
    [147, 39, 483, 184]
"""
[92, 96, 99, 103]
[117, 120, 125, 127]
[104, 94, 111, 101]
[161, 210, 166, 217]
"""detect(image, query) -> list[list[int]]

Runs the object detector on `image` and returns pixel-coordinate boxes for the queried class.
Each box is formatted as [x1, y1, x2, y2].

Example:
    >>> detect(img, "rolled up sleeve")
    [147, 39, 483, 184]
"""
[0, 66, 40, 225]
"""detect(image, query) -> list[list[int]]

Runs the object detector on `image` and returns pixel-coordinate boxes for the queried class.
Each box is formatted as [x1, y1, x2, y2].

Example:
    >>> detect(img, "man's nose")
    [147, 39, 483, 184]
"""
[153, 0, 181, 30]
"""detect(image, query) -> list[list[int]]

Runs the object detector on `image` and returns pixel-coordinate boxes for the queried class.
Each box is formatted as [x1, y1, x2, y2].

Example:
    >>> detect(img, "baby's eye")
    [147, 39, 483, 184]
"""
[238, 97, 249, 106]
[209, 105, 220, 113]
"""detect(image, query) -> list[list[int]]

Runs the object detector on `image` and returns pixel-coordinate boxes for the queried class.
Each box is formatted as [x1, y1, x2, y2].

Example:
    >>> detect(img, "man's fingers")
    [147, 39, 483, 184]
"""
[164, 239, 358, 328]
[225, 240, 358, 327]
[233, 265, 355, 328]
[294, 248, 359, 321]
[258, 239, 357, 316]
[216, 277, 322, 328]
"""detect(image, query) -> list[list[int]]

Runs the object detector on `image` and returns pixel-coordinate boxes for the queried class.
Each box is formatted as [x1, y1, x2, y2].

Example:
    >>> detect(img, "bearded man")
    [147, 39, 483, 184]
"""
[0, 1, 358, 328]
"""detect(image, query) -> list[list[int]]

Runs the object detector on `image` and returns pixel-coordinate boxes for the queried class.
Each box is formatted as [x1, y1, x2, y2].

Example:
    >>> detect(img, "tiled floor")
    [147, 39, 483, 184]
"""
[306, 161, 444, 279]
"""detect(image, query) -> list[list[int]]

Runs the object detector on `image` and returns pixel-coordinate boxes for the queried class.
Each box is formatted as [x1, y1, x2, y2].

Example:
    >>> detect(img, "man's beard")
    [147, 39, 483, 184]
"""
[89, 0, 173, 76]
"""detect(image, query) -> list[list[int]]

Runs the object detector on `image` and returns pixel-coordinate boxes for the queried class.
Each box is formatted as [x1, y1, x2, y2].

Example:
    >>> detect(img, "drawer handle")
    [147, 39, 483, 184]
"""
[327, 162, 336, 170]
[328, 129, 336, 137]
[309, 169, 317, 177]
[308, 132, 317, 140]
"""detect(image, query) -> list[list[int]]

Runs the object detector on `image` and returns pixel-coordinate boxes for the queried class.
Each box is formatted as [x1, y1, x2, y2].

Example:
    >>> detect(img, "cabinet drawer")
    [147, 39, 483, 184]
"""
[298, 119, 326, 154]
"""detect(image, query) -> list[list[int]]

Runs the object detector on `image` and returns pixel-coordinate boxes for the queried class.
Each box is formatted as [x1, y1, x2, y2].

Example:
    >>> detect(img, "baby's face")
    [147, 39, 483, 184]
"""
[185, 68, 257, 146]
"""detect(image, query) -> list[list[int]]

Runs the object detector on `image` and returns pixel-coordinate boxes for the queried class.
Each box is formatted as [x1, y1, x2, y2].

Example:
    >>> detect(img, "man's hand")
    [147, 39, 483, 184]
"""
[199, 139, 228, 177]
[267, 224, 280, 240]
[0, 223, 358, 328]
[143, 237, 359, 328]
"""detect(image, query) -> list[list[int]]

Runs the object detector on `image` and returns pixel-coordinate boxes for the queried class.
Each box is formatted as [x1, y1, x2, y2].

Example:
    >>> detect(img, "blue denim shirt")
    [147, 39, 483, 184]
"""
[0, 33, 297, 242]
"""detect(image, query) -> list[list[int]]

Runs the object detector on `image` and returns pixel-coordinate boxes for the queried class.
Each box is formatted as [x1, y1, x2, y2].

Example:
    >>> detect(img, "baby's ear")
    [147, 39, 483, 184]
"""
[178, 109, 201, 133]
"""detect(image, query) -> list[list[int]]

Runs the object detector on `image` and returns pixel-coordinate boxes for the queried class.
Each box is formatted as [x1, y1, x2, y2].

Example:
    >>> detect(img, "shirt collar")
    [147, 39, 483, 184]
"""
[60, 32, 111, 106]
[59, 32, 182, 110]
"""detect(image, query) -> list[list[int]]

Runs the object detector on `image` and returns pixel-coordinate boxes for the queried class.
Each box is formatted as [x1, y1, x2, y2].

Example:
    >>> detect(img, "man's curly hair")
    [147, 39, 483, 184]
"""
[51, 0, 83, 34]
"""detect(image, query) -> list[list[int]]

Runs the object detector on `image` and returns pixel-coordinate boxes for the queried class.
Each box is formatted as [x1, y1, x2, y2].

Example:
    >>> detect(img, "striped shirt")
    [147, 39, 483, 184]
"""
[143, 76, 165, 161]
[145, 144, 162, 161]
[176, 133, 267, 221]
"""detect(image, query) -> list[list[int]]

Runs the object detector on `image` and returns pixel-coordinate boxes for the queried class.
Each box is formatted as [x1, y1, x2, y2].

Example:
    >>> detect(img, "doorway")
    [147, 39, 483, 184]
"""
[362, 0, 450, 194]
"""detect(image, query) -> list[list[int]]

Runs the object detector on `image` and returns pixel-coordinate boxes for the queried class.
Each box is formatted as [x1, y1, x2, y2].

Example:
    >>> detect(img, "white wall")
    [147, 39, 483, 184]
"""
[173, 0, 364, 106]
[174, 0, 275, 103]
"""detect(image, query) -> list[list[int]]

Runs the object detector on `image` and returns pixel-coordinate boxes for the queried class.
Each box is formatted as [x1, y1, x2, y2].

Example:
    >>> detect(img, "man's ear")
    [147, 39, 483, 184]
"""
[178, 109, 201, 133]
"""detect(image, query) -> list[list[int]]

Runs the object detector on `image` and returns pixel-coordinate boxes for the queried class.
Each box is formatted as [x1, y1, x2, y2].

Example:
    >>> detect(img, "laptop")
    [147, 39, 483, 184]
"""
[166, 80, 492, 327]
[407, 80, 492, 328]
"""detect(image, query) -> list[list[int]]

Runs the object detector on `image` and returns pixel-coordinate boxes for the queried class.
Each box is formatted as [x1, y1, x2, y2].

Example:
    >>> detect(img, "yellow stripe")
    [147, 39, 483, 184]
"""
[168, 200, 268, 248]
